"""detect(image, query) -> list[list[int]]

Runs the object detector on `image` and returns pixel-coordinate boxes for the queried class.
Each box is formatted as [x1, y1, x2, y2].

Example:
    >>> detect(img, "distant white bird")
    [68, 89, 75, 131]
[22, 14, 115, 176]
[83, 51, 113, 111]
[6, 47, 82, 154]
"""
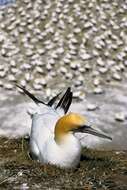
[17, 85, 112, 168]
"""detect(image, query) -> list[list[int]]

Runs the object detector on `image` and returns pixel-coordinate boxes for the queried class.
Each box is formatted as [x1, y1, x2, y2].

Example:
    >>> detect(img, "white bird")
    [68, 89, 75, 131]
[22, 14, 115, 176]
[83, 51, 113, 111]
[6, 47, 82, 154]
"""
[17, 85, 112, 168]
[17, 85, 73, 160]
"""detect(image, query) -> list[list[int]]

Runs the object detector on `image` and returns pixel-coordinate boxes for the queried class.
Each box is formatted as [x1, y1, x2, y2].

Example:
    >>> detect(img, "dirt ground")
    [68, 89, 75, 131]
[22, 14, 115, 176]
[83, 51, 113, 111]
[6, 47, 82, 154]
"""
[0, 137, 127, 190]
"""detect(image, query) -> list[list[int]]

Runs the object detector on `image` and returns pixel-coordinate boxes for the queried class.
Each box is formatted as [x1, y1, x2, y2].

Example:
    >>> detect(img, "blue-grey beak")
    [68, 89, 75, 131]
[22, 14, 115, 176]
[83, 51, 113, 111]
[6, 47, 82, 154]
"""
[73, 125, 112, 140]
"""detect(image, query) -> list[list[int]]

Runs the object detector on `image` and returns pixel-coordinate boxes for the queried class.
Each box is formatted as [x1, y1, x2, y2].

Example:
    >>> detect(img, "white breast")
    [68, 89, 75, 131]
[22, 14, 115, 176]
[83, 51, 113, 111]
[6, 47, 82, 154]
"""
[41, 134, 81, 168]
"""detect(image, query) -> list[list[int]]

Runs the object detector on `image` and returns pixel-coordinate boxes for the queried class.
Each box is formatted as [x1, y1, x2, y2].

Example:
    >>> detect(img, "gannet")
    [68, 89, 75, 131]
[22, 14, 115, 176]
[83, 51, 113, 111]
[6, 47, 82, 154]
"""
[17, 85, 112, 168]
[17, 85, 73, 160]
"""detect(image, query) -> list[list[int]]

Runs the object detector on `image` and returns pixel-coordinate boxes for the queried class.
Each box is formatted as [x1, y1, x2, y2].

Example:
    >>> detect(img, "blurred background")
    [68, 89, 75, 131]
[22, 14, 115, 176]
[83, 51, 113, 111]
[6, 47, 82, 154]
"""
[0, 0, 127, 149]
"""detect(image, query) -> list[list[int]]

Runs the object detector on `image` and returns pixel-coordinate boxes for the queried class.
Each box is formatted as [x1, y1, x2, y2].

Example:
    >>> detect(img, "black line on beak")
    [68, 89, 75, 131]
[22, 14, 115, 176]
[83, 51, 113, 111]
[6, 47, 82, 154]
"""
[73, 125, 112, 141]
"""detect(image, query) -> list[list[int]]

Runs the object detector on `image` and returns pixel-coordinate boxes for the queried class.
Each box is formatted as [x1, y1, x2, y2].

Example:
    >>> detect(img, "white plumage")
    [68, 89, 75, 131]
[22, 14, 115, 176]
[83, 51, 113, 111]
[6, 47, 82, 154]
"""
[17, 85, 112, 168]
[29, 106, 61, 161]
[41, 132, 81, 168]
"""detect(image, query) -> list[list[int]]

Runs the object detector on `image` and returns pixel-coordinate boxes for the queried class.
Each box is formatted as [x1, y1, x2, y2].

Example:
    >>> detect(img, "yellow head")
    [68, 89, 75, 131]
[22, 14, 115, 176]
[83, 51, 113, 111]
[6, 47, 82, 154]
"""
[55, 113, 87, 143]
[55, 113, 112, 144]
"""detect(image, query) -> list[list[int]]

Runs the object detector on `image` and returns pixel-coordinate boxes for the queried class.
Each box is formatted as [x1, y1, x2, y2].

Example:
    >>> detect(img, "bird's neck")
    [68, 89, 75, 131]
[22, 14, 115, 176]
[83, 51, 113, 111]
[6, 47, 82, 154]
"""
[55, 132, 78, 148]
[55, 131, 69, 144]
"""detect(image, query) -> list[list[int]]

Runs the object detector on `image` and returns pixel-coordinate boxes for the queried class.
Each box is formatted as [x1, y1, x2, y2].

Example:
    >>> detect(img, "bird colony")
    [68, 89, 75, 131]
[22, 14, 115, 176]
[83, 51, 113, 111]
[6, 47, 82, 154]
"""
[0, 0, 127, 99]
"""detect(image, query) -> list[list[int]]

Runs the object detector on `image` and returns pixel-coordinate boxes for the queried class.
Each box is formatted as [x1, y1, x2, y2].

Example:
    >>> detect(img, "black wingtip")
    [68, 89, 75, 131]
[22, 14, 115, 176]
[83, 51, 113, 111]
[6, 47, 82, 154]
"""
[55, 87, 72, 114]
[16, 84, 45, 105]
[48, 91, 62, 106]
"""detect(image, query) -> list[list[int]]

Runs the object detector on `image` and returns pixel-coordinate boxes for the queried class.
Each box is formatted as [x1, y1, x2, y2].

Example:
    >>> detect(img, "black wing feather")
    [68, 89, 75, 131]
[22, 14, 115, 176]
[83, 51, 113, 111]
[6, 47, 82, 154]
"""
[16, 84, 72, 112]
[55, 87, 72, 114]
[48, 92, 62, 106]
[16, 84, 46, 105]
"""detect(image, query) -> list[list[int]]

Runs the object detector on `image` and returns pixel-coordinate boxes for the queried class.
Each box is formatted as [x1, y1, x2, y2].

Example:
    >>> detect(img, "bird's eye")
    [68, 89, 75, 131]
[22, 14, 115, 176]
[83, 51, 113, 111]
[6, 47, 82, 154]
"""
[72, 125, 91, 133]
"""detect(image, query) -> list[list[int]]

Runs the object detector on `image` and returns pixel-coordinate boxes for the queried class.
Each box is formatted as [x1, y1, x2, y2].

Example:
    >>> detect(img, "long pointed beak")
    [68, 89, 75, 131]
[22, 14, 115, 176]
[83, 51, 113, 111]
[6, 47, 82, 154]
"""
[74, 125, 112, 140]
[84, 126, 112, 140]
